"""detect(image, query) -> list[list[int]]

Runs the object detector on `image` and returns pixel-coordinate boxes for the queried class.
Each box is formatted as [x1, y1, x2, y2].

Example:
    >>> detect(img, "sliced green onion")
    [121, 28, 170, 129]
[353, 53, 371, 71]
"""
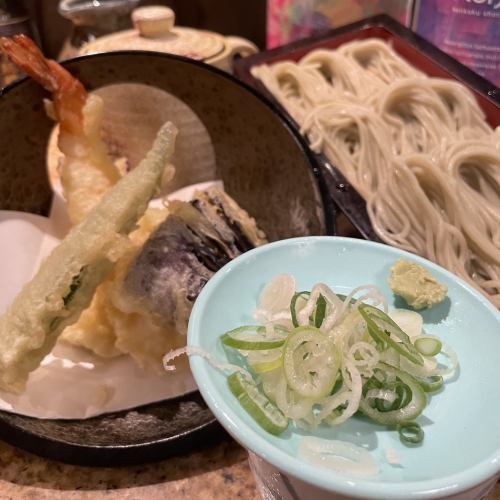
[290, 291, 310, 327]
[260, 369, 282, 402]
[364, 371, 413, 413]
[414, 335, 442, 357]
[330, 374, 344, 395]
[397, 422, 424, 445]
[246, 347, 284, 375]
[283, 326, 340, 399]
[222, 325, 288, 350]
[374, 381, 412, 412]
[250, 352, 283, 373]
[393, 381, 413, 409]
[298, 437, 379, 477]
[336, 293, 357, 306]
[216, 277, 458, 447]
[258, 273, 296, 312]
[389, 309, 423, 338]
[314, 294, 327, 328]
[359, 304, 424, 366]
[358, 364, 427, 425]
[228, 372, 288, 435]
[324, 406, 347, 425]
[415, 374, 444, 393]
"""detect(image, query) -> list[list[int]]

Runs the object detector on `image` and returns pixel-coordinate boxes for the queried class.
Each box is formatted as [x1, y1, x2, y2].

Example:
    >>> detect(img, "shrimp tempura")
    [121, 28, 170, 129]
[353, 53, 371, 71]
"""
[0, 35, 121, 224]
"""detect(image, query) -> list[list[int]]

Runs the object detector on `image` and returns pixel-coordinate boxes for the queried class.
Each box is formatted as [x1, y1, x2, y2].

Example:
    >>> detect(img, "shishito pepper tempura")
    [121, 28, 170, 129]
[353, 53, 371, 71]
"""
[0, 122, 177, 393]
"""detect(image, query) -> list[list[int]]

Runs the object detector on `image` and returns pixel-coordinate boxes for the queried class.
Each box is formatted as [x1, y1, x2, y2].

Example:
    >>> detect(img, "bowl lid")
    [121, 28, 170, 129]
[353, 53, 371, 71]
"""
[79, 6, 225, 60]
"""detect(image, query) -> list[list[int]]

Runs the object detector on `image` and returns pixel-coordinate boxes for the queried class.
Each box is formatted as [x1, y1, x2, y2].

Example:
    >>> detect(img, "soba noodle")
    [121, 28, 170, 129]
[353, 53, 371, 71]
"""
[252, 39, 500, 307]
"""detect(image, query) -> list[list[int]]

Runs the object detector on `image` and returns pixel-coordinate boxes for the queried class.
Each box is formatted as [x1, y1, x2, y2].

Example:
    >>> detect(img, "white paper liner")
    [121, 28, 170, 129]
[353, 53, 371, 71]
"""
[0, 180, 222, 419]
[0, 343, 194, 419]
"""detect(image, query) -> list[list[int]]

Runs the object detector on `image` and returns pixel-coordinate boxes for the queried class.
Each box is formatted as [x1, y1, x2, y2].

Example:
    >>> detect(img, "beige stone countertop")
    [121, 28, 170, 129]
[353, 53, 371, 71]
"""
[0, 437, 258, 499]
[0, 437, 497, 500]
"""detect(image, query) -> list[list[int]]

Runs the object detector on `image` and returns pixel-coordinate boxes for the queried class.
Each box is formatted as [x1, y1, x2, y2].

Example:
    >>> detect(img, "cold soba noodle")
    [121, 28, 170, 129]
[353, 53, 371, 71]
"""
[252, 39, 500, 307]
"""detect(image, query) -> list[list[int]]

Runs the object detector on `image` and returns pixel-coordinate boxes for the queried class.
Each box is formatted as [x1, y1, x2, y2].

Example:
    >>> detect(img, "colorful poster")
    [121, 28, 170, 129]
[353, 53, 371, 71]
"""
[267, 0, 414, 49]
[414, 0, 500, 85]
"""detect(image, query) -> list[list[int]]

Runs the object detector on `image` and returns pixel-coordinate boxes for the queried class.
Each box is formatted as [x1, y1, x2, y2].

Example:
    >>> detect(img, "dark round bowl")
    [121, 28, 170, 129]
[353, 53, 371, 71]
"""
[0, 50, 335, 466]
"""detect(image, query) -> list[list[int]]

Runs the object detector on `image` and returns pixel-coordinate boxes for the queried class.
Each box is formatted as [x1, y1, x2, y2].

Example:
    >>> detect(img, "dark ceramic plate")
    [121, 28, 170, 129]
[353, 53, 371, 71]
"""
[0, 51, 335, 466]
[234, 14, 500, 241]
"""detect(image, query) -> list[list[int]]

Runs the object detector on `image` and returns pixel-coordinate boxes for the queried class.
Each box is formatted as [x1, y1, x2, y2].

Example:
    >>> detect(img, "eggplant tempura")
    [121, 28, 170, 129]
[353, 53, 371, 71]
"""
[62, 187, 266, 371]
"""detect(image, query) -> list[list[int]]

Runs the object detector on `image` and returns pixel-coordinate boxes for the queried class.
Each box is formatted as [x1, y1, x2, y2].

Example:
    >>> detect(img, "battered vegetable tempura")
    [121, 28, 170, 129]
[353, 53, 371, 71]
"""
[0, 122, 177, 393]
[61, 188, 267, 372]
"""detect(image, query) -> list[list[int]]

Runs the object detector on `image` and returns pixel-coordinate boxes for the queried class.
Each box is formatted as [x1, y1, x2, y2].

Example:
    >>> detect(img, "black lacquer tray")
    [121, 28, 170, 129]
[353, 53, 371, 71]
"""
[0, 392, 223, 467]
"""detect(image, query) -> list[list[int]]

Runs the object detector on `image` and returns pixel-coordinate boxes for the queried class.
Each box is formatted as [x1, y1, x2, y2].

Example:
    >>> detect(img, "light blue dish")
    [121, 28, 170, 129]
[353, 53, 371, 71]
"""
[188, 237, 500, 499]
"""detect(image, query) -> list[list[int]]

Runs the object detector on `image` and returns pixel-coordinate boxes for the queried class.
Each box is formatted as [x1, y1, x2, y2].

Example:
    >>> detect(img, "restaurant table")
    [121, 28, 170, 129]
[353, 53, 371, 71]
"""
[0, 436, 497, 499]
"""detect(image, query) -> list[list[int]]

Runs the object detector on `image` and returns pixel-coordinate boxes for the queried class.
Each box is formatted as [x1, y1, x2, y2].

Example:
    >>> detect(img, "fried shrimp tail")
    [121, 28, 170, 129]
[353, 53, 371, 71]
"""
[0, 35, 121, 224]
[0, 35, 86, 135]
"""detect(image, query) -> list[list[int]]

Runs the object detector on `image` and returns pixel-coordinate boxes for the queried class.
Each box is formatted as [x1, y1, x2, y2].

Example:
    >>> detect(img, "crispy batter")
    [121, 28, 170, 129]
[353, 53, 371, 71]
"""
[0, 123, 177, 393]
[60, 208, 171, 363]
